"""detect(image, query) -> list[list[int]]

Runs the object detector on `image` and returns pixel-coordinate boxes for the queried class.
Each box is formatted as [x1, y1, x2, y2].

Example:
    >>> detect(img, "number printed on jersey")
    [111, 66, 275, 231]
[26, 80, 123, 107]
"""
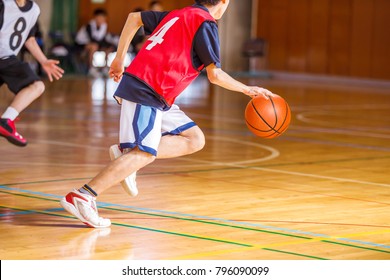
[10, 17, 27, 51]
[146, 17, 180, 51]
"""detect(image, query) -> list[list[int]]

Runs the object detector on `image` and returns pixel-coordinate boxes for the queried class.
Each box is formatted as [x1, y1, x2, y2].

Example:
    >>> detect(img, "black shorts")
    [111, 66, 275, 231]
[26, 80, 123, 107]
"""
[0, 56, 41, 94]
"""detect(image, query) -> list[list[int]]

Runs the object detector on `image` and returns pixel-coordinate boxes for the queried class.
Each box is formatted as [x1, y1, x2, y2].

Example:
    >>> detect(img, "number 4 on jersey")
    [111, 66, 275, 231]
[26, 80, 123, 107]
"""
[146, 17, 180, 51]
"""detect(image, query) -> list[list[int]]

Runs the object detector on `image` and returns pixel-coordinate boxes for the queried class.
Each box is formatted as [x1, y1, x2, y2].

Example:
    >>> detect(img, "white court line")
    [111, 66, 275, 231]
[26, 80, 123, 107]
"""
[189, 110, 390, 140]
[2, 138, 389, 188]
[3, 137, 279, 169]
[295, 111, 390, 139]
[169, 136, 280, 167]
[293, 124, 390, 139]
[290, 103, 390, 112]
[176, 159, 390, 188]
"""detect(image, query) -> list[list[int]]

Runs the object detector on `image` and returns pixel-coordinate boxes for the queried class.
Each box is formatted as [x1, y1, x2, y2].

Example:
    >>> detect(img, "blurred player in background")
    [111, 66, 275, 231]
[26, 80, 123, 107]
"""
[61, 0, 274, 228]
[74, 8, 115, 77]
[0, 0, 64, 147]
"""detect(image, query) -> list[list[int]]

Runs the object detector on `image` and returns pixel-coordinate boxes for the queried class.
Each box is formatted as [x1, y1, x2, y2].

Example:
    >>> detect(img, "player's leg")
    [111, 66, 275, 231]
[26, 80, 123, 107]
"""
[61, 101, 162, 227]
[8, 81, 45, 113]
[60, 147, 154, 228]
[0, 57, 43, 146]
[157, 125, 205, 159]
[89, 147, 155, 194]
[109, 144, 139, 196]
[157, 104, 205, 159]
[111, 104, 205, 197]
[109, 124, 204, 195]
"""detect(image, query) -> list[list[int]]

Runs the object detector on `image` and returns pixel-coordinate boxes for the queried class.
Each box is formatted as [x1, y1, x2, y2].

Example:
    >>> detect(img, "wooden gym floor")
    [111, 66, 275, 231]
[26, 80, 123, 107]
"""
[0, 75, 389, 260]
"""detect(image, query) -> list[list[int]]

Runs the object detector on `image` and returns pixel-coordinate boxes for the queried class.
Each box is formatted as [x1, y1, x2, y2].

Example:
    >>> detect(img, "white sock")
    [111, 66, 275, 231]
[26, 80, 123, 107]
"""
[1, 107, 19, 121]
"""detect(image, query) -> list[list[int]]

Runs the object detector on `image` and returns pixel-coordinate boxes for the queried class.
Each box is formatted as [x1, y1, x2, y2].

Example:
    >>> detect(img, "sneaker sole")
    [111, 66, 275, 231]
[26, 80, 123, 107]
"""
[0, 131, 27, 147]
[109, 145, 138, 197]
[60, 198, 109, 228]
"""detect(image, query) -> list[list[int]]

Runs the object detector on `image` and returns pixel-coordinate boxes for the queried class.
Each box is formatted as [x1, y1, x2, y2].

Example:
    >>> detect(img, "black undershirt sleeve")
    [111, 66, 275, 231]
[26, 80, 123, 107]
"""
[27, 23, 37, 39]
[193, 21, 221, 69]
[0, 1, 4, 30]
[141, 11, 169, 35]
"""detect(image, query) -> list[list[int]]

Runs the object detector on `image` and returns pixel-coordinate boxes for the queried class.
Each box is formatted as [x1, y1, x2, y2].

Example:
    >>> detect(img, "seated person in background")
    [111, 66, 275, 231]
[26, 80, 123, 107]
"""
[74, 8, 114, 77]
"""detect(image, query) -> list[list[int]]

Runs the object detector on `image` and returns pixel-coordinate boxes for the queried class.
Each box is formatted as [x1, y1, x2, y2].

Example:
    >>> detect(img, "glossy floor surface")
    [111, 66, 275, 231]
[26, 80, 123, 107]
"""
[0, 75, 389, 260]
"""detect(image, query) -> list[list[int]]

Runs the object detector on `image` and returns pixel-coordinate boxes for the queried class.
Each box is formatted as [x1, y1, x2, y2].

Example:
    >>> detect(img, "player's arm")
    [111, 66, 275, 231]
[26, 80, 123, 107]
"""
[109, 12, 143, 82]
[206, 64, 273, 99]
[24, 37, 64, 82]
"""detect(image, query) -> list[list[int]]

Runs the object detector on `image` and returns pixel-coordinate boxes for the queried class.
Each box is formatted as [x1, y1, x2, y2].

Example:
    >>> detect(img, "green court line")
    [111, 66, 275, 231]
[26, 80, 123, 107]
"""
[0, 205, 251, 247]
[105, 206, 311, 240]
[0, 205, 327, 260]
[322, 240, 390, 255]
[111, 221, 252, 247]
[0, 190, 310, 239]
[262, 248, 328, 260]
[1, 189, 390, 257]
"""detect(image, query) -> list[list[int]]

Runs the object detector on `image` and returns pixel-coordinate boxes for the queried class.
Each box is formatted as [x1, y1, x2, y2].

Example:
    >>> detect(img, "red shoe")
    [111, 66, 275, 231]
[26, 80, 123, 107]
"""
[0, 118, 28, 147]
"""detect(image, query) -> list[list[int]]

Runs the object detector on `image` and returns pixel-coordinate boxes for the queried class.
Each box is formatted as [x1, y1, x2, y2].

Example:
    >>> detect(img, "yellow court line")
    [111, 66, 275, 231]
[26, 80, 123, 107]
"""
[0, 204, 253, 248]
[333, 229, 390, 239]
[171, 228, 390, 260]
[2, 204, 390, 260]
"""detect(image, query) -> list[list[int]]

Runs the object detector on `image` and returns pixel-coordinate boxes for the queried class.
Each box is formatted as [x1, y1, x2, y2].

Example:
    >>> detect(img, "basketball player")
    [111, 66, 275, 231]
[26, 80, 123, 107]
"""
[61, 0, 274, 228]
[0, 0, 64, 147]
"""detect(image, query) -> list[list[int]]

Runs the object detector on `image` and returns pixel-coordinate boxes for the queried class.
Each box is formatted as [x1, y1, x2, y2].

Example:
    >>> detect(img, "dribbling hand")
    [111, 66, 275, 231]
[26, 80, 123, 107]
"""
[245, 86, 275, 100]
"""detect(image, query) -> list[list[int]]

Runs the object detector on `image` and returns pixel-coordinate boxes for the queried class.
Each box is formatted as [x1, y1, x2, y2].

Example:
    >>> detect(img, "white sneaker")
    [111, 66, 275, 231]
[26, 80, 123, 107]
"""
[109, 144, 138, 196]
[60, 189, 111, 228]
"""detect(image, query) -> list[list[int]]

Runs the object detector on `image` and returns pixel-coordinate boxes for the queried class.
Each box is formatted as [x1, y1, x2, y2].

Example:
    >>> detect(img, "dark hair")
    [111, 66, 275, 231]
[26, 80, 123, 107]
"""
[195, 0, 221, 6]
[93, 8, 107, 17]
[149, 1, 162, 8]
[133, 7, 144, 13]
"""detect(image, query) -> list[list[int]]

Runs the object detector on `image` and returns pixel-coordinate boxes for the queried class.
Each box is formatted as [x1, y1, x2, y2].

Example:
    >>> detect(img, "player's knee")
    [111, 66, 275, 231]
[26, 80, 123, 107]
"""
[133, 149, 156, 165]
[189, 129, 205, 153]
[32, 81, 45, 96]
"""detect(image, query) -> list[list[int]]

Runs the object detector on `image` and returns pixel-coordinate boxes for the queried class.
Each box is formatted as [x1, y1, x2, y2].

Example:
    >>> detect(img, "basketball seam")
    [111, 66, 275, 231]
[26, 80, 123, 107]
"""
[245, 119, 273, 132]
[250, 101, 279, 133]
[266, 100, 290, 138]
[269, 96, 278, 130]
[276, 101, 290, 132]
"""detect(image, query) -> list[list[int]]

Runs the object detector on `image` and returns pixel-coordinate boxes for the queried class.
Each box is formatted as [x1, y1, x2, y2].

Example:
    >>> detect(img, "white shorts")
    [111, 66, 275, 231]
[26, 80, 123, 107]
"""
[119, 100, 196, 156]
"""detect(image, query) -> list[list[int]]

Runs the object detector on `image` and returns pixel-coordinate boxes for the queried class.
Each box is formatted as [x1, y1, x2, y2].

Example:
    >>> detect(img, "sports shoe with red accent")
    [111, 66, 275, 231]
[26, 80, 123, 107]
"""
[0, 118, 27, 147]
[60, 189, 111, 228]
[109, 144, 138, 197]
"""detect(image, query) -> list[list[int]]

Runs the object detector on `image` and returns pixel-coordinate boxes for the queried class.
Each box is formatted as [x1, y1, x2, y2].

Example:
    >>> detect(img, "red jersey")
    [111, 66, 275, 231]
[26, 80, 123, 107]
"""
[125, 6, 216, 106]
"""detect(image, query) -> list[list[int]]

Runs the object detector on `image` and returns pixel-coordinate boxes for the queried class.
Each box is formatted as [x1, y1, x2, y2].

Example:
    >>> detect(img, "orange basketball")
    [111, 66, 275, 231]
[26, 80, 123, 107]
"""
[245, 94, 291, 138]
